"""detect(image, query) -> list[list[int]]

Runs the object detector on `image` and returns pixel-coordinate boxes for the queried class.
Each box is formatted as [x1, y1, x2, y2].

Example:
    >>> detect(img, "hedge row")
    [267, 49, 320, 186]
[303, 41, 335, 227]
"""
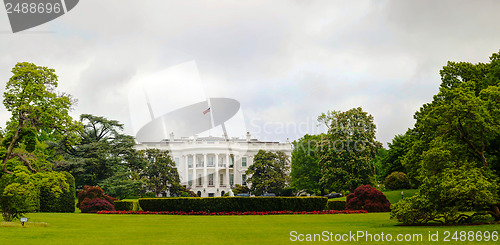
[325, 200, 346, 211]
[114, 200, 141, 211]
[139, 197, 327, 212]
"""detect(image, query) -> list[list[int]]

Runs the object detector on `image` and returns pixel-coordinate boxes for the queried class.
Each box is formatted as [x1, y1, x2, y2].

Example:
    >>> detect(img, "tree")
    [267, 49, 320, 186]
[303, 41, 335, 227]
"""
[245, 150, 290, 196]
[139, 149, 180, 197]
[0, 62, 80, 220]
[384, 171, 410, 190]
[392, 50, 500, 224]
[290, 134, 326, 195]
[317, 107, 382, 193]
[379, 130, 415, 179]
[54, 114, 140, 189]
[2, 62, 81, 174]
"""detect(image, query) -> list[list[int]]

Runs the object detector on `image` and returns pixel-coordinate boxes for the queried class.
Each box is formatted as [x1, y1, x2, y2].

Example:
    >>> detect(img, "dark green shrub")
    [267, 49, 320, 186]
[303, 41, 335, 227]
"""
[232, 185, 250, 195]
[139, 197, 327, 212]
[326, 200, 346, 210]
[39, 172, 76, 213]
[384, 172, 410, 190]
[114, 201, 134, 211]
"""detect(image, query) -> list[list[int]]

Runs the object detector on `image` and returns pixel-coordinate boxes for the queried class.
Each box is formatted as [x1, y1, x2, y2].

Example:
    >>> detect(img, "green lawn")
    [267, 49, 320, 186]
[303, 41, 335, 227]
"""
[336, 189, 418, 204]
[1, 212, 498, 244]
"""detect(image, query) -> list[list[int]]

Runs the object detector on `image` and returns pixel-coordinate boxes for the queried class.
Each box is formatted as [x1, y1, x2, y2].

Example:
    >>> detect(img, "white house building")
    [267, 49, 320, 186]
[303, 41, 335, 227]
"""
[135, 132, 292, 197]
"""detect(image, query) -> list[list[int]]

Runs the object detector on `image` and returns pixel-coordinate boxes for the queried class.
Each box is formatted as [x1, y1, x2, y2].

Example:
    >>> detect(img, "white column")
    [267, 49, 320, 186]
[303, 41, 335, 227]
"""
[225, 153, 230, 188]
[193, 154, 197, 188]
[215, 153, 219, 189]
[203, 153, 207, 188]
[184, 155, 188, 187]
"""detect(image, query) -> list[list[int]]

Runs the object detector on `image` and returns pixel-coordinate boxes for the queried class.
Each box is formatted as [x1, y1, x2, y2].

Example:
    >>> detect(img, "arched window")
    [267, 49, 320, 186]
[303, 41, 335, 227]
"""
[221, 191, 225, 196]
[197, 191, 202, 197]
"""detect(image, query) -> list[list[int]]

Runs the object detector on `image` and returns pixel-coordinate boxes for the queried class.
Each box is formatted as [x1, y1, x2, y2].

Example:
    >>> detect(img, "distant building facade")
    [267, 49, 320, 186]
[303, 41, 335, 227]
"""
[135, 133, 292, 197]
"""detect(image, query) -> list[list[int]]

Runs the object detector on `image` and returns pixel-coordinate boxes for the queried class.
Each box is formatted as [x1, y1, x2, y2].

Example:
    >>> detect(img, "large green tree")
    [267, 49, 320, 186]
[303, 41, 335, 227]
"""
[246, 150, 290, 196]
[54, 114, 140, 189]
[317, 108, 381, 193]
[378, 130, 416, 180]
[2, 62, 80, 174]
[392, 50, 500, 224]
[0, 62, 79, 220]
[290, 134, 326, 195]
[139, 149, 180, 197]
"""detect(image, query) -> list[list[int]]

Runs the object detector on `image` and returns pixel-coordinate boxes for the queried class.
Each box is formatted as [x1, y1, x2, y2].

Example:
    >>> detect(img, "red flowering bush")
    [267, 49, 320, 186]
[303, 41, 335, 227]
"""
[77, 185, 118, 213]
[80, 198, 115, 213]
[346, 185, 390, 212]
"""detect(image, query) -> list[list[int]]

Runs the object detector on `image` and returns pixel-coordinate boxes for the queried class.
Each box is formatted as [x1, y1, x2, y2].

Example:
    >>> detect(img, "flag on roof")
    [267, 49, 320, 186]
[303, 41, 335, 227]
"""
[203, 107, 211, 115]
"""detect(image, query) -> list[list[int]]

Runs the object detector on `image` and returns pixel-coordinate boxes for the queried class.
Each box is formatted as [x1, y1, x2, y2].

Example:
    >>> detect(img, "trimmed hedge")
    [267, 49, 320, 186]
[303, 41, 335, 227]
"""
[115, 201, 141, 211]
[326, 200, 346, 211]
[139, 197, 327, 212]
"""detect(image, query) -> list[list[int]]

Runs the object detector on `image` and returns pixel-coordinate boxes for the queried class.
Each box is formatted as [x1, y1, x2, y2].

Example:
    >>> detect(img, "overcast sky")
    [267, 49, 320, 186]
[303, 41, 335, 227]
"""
[1, 0, 499, 146]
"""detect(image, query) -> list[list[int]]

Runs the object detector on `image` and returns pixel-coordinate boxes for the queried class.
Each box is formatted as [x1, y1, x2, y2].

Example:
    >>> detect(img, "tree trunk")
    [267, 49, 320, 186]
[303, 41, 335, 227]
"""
[2, 121, 23, 174]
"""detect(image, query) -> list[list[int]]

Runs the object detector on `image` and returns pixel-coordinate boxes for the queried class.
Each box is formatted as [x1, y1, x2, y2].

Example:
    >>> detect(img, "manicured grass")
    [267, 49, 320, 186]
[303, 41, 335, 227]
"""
[1, 212, 498, 244]
[335, 189, 417, 204]
[383, 189, 418, 204]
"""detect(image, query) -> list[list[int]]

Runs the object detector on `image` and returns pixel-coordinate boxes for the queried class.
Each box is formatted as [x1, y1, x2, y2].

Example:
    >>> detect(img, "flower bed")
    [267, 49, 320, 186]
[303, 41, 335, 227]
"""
[96, 210, 367, 215]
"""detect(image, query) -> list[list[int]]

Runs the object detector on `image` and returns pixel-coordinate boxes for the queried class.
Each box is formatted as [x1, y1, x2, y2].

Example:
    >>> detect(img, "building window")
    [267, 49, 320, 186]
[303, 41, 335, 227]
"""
[221, 191, 225, 196]
[174, 157, 180, 167]
[208, 173, 214, 186]
[229, 174, 234, 186]
[208, 156, 214, 166]
[197, 156, 203, 167]
[197, 191, 202, 197]
[208, 193, 214, 197]
[219, 157, 225, 167]
[188, 174, 192, 187]
[242, 174, 247, 186]
[220, 173, 224, 186]
[242, 157, 247, 167]
[188, 156, 193, 168]
[197, 174, 202, 186]
[230, 154, 234, 167]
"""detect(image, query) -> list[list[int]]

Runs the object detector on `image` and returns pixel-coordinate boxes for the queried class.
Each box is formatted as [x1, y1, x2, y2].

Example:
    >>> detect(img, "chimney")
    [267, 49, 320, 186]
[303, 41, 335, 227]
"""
[246, 132, 251, 141]
[169, 132, 174, 141]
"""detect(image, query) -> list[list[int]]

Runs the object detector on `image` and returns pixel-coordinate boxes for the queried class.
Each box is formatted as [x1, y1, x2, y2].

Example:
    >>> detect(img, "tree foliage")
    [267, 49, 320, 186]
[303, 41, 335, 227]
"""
[392, 50, 500, 224]
[384, 171, 410, 190]
[138, 149, 180, 197]
[290, 134, 326, 195]
[317, 107, 382, 193]
[0, 62, 79, 220]
[245, 150, 290, 196]
[378, 130, 415, 179]
[2, 62, 81, 174]
[55, 114, 141, 190]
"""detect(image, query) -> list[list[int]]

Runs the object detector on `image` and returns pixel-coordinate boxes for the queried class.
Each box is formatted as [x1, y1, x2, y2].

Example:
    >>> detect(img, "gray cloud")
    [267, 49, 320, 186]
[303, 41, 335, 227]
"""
[0, 0, 499, 147]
